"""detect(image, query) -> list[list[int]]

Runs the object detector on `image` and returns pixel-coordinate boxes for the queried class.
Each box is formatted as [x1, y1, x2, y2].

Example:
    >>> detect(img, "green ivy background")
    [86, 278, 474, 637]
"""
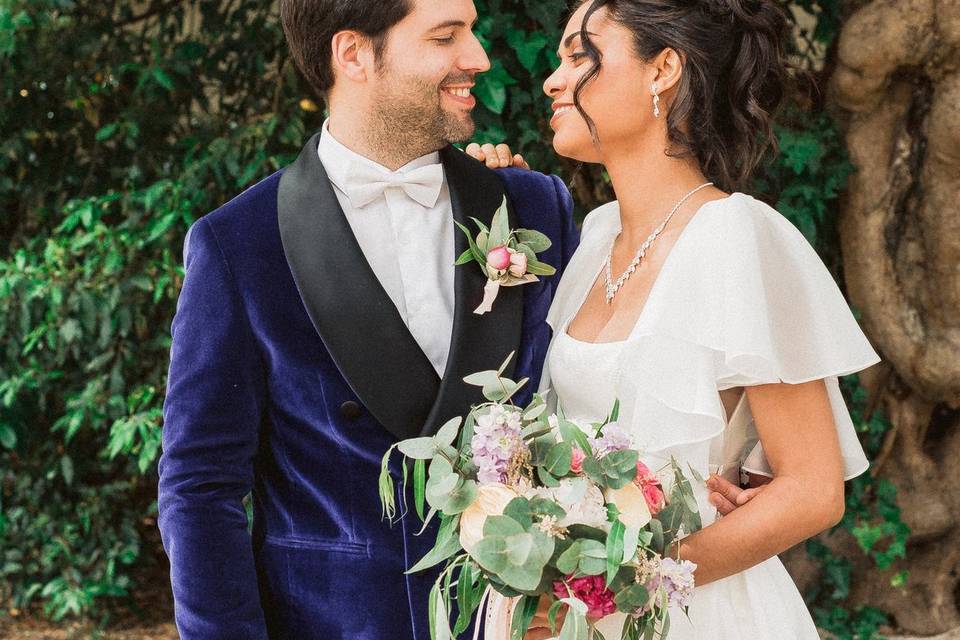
[0, 1, 908, 637]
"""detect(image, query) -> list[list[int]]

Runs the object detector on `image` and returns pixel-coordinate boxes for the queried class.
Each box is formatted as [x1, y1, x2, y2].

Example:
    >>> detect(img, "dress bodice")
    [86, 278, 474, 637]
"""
[548, 331, 624, 423]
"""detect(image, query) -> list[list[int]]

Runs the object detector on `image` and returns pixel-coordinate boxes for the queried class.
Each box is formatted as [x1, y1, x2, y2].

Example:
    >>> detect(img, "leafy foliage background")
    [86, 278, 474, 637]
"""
[0, 0, 907, 636]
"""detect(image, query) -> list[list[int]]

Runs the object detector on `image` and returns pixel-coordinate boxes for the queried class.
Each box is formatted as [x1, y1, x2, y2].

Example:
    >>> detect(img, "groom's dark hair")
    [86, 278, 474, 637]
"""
[280, 0, 413, 100]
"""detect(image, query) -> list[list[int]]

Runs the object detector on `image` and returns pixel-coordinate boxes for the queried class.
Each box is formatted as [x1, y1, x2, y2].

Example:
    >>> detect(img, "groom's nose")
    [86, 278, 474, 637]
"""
[460, 31, 491, 74]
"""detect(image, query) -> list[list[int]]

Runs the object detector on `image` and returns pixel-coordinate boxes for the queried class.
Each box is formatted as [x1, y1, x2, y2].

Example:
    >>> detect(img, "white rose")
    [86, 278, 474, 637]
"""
[459, 483, 518, 553]
[605, 482, 652, 529]
[528, 479, 609, 530]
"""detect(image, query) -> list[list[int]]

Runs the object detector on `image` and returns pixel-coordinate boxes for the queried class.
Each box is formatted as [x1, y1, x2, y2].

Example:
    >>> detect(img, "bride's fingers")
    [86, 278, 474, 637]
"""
[464, 142, 485, 162]
[495, 143, 513, 167]
[481, 143, 500, 168]
[736, 485, 765, 505]
[513, 154, 530, 170]
[706, 473, 744, 505]
[710, 491, 738, 516]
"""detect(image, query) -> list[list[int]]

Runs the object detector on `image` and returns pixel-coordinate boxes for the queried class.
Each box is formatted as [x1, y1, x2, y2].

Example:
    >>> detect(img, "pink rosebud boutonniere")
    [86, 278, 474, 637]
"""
[455, 197, 557, 315]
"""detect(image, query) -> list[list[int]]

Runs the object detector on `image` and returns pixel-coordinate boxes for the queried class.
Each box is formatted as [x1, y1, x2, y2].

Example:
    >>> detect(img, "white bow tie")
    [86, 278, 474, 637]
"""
[343, 161, 444, 209]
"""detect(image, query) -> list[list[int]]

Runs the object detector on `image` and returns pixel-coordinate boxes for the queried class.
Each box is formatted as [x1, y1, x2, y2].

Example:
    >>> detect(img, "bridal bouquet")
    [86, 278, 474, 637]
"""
[379, 355, 704, 640]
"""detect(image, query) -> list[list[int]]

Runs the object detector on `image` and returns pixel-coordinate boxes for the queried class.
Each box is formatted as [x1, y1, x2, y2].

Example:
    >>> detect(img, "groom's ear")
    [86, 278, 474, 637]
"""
[651, 47, 684, 94]
[331, 31, 376, 85]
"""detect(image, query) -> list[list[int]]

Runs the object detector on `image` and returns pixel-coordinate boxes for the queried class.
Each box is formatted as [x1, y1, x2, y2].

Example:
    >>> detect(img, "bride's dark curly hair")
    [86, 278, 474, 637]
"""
[573, 0, 789, 192]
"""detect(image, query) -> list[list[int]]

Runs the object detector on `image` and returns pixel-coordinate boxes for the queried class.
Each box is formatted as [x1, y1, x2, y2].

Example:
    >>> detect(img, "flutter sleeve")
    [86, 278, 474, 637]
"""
[616, 194, 880, 479]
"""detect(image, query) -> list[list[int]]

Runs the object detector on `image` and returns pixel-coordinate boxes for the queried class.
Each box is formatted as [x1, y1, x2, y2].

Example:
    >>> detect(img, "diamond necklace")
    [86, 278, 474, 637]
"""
[604, 182, 714, 304]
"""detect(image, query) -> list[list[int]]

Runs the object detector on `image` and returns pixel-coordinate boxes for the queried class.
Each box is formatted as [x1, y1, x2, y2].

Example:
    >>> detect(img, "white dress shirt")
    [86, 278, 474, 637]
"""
[317, 120, 455, 376]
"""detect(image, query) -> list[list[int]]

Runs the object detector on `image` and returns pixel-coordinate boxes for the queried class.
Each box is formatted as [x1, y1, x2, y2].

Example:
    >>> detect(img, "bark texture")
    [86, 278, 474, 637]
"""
[822, 0, 960, 634]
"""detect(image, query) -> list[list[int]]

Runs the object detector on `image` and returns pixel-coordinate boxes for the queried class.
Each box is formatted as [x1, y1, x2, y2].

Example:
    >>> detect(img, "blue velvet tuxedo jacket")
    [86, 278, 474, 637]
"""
[157, 133, 578, 640]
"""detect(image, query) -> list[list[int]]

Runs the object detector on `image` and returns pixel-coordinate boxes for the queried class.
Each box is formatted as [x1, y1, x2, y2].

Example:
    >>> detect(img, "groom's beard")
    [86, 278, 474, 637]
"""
[366, 71, 476, 164]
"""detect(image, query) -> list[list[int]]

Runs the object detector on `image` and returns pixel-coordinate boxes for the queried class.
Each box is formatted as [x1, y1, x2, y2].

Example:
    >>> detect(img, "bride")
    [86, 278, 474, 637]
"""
[469, 0, 880, 638]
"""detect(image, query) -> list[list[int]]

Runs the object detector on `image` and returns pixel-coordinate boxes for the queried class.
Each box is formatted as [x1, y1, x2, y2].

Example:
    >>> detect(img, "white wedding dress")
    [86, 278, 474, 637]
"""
[484, 193, 881, 639]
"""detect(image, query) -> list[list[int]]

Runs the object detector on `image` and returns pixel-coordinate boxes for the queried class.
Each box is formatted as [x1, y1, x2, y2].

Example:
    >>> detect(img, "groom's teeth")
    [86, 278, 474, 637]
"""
[445, 88, 471, 98]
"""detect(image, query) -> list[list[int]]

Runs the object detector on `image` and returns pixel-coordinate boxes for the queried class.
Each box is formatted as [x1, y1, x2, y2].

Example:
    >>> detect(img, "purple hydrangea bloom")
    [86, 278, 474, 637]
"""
[471, 406, 524, 484]
[590, 421, 632, 458]
[658, 557, 697, 609]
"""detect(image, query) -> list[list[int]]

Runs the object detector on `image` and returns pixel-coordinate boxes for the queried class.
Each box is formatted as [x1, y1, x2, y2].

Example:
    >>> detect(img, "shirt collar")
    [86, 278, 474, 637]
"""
[317, 119, 442, 195]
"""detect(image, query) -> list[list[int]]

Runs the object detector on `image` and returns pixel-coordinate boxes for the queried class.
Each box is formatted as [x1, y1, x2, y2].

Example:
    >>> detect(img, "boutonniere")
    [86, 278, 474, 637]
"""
[455, 197, 557, 315]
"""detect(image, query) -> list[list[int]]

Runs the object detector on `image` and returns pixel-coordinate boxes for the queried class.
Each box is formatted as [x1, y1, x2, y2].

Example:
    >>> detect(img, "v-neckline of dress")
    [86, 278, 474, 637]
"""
[564, 193, 737, 345]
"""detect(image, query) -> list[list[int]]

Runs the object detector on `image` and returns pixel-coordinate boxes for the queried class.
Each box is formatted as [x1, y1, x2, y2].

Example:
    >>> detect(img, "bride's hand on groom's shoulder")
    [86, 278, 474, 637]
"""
[465, 142, 530, 170]
[707, 473, 770, 516]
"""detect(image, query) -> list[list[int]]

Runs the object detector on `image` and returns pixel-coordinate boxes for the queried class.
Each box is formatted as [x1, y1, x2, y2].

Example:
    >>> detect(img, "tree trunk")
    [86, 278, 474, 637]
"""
[825, 0, 960, 634]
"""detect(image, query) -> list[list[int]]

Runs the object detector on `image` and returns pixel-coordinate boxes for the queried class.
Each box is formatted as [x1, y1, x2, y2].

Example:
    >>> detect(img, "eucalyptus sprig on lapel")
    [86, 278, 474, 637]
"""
[454, 197, 557, 315]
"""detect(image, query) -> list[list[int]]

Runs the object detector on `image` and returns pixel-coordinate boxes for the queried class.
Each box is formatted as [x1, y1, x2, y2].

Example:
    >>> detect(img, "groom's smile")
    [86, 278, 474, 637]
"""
[441, 84, 476, 109]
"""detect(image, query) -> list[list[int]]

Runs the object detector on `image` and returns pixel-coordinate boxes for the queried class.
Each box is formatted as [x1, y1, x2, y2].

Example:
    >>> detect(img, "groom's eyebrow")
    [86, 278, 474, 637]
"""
[426, 18, 478, 32]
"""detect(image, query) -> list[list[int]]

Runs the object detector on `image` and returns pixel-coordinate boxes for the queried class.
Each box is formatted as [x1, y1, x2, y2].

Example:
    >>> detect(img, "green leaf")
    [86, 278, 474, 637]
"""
[525, 259, 557, 276]
[455, 248, 475, 265]
[152, 67, 174, 92]
[606, 519, 625, 584]
[488, 198, 512, 249]
[503, 497, 534, 530]
[454, 220, 485, 267]
[407, 515, 462, 574]
[607, 399, 621, 424]
[472, 536, 509, 574]
[515, 228, 552, 253]
[413, 458, 426, 521]
[434, 417, 461, 448]
[484, 514, 526, 539]
[463, 370, 500, 387]
[510, 594, 541, 640]
[397, 437, 437, 460]
[95, 123, 119, 141]
[614, 583, 650, 611]
[60, 456, 74, 486]
[0, 423, 16, 450]
[557, 598, 589, 640]
[379, 444, 398, 520]
[543, 441, 573, 477]
[428, 580, 453, 640]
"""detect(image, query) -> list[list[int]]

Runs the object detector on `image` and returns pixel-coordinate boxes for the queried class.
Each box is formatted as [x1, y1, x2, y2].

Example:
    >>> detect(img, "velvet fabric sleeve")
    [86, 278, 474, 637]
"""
[551, 173, 580, 275]
[157, 217, 269, 640]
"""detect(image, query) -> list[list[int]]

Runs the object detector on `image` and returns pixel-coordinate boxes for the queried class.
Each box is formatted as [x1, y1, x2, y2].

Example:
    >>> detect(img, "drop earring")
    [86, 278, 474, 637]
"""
[652, 82, 661, 118]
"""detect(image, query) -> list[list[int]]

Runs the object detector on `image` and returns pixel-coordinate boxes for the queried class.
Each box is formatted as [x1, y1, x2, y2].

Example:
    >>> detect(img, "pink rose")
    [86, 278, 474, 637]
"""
[642, 482, 666, 515]
[570, 447, 586, 475]
[635, 461, 657, 485]
[508, 249, 528, 277]
[486, 246, 511, 271]
[552, 575, 617, 620]
[634, 461, 665, 515]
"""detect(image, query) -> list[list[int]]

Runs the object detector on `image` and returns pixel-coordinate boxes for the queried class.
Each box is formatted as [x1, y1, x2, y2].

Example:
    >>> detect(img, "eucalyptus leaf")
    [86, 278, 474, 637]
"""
[472, 536, 509, 574]
[434, 417, 462, 448]
[398, 437, 437, 460]
[463, 370, 501, 387]
[614, 583, 650, 611]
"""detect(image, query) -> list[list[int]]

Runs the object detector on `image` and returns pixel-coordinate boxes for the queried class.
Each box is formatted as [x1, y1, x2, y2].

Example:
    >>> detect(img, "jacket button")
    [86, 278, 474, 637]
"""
[340, 401, 362, 419]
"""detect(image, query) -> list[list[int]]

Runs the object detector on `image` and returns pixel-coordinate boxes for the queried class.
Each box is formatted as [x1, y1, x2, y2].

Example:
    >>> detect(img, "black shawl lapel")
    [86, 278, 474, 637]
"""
[420, 147, 525, 436]
[277, 133, 440, 441]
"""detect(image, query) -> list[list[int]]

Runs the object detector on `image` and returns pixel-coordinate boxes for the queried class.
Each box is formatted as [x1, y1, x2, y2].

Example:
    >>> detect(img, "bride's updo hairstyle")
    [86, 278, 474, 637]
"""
[573, 0, 789, 192]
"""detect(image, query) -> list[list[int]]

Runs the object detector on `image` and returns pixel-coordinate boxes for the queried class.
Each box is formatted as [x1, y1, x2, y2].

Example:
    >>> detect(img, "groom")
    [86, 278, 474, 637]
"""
[157, 0, 578, 638]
